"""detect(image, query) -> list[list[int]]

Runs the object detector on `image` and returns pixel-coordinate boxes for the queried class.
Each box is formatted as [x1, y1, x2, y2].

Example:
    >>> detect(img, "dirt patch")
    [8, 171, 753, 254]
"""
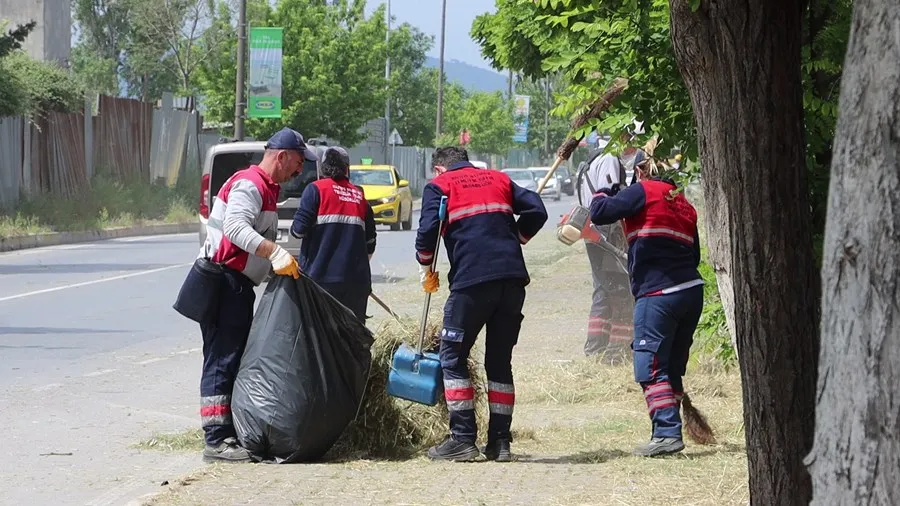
[141, 232, 748, 505]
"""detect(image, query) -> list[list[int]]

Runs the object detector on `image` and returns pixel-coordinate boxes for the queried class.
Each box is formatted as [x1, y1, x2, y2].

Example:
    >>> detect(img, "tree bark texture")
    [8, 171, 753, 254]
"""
[668, 1, 821, 504]
[806, 1, 900, 503]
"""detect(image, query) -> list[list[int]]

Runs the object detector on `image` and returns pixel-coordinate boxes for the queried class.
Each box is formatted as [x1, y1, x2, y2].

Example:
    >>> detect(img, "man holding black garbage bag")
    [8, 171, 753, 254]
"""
[191, 127, 317, 463]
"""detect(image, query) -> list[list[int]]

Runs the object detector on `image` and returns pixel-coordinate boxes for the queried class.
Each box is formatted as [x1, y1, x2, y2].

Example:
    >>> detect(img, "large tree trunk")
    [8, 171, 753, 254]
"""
[668, 1, 821, 504]
[805, 0, 900, 503]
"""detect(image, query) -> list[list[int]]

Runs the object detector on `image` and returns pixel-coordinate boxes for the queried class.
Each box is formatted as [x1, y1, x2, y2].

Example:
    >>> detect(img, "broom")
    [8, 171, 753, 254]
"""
[535, 77, 629, 194]
[682, 392, 717, 445]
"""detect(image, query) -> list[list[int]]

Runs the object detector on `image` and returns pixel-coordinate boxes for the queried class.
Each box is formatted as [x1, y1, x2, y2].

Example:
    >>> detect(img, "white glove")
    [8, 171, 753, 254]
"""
[268, 245, 300, 278]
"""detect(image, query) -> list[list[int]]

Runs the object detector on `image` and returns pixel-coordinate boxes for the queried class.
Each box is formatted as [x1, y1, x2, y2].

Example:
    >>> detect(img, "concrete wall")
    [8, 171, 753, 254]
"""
[0, 0, 71, 64]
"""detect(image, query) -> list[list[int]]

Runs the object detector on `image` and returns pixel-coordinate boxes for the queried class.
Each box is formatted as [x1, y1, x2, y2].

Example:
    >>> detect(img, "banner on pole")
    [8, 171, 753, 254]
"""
[248, 27, 283, 119]
[512, 94, 530, 143]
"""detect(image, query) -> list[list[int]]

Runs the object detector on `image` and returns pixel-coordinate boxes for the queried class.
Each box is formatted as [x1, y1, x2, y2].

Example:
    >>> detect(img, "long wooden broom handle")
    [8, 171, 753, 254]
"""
[535, 156, 565, 194]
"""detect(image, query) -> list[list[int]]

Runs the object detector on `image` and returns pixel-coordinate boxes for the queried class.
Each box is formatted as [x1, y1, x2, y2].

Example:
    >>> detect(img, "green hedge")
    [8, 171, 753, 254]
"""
[0, 51, 84, 117]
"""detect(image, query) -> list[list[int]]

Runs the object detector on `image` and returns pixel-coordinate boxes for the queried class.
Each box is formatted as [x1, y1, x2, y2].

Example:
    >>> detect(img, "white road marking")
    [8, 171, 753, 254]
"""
[174, 347, 201, 355]
[83, 368, 118, 378]
[0, 233, 195, 257]
[33, 383, 63, 392]
[135, 357, 166, 365]
[0, 263, 191, 303]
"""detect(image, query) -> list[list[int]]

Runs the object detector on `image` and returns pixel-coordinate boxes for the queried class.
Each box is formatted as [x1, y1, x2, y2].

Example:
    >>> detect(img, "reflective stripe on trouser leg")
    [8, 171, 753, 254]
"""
[487, 381, 514, 416]
[444, 377, 477, 443]
[201, 394, 232, 427]
[642, 380, 683, 439]
[585, 316, 611, 355]
[609, 322, 633, 347]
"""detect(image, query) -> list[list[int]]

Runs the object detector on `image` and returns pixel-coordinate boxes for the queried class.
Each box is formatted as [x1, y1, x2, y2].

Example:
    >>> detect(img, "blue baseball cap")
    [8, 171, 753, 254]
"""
[265, 127, 318, 161]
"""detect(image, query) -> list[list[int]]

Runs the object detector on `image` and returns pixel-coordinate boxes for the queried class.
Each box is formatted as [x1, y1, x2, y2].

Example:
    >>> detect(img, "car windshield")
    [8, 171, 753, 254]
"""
[210, 151, 265, 199]
[350, 169, 394, 186]
[530, 169, 550, 179]
[280, 159, 319, 198]
[506, 170, 535, 183]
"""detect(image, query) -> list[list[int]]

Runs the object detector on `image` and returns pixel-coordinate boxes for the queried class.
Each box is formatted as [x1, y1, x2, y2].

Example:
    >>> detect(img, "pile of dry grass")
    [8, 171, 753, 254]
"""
[326, 312, 489, 460]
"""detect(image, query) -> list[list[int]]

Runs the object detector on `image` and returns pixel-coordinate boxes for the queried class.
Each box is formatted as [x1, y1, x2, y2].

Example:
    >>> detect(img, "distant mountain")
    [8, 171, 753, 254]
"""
[423, 56, 509, 94]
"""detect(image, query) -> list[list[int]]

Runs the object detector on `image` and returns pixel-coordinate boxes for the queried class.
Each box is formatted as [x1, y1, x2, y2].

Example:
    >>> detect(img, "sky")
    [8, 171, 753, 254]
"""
[363, 0, 496, 71]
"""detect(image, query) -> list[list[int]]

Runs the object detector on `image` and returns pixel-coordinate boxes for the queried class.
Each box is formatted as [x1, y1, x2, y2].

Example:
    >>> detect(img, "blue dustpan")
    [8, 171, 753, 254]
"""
[386, 196, 448, 406]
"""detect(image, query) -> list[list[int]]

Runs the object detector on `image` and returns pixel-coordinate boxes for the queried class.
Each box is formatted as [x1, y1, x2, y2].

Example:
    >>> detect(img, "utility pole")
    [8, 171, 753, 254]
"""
[508, 69, 513, 100]
[234, 0, 247, 140]
[384, 0, 391, 162]
[435, 0, 447, 141]
[543, 77, 551, 157]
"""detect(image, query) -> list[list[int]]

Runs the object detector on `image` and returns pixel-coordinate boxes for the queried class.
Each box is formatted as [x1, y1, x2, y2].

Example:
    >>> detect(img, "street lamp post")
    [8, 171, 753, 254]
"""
[384, 0, 392, 163]
[435, 0, 447, 141]
[234, 0, 247, 140]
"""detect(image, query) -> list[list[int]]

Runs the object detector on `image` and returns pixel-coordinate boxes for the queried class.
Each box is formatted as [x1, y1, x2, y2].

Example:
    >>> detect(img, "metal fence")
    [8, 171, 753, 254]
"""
[0, 117, 23, 209]
[0, 92, 209, 211]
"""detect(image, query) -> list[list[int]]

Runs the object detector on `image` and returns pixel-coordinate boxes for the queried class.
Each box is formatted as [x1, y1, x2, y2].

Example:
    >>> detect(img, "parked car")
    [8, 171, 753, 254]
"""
[555, 165, 575, 196]
[502, 168, 538, 192]
[526, 166, 562, 201]
[349, 164, 414, 231]
[197, 140, 336, 258]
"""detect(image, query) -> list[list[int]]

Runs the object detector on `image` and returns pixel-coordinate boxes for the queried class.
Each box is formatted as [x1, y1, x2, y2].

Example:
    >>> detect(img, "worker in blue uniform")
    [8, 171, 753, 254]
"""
[290, 147, 377, 322]
[589, 157, 704, 457]
[415, 146, 548, 462]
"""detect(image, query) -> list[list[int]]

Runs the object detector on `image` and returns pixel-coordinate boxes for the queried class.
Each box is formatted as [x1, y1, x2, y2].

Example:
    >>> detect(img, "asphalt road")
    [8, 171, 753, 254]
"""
[0, 195, 575, 505]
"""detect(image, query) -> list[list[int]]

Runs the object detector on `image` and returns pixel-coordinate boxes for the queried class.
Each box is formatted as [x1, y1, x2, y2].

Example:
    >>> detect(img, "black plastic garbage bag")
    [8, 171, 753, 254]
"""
[232, 274, 374, 463]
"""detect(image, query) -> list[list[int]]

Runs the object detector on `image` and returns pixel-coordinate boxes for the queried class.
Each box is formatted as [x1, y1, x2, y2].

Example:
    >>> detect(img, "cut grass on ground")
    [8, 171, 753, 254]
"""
[139, 223, 749, 505]
[0, 171, 199, 238]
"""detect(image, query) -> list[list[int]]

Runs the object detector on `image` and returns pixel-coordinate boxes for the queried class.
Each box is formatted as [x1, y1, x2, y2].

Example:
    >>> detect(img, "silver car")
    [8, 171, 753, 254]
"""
[526, 167, 563, 201]
[502, 168, 538, 192]
[198, 140, 336, 258]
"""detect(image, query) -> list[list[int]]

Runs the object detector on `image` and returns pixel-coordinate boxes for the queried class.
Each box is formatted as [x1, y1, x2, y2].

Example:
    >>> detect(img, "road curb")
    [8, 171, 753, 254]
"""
[0, 222, 201, 253]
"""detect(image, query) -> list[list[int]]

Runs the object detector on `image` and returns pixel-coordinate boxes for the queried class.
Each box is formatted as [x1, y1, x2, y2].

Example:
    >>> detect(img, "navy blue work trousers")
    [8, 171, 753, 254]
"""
[632, 285, 703, 439]
[198, 269, 256, 446]
[439, 279, 526, 444]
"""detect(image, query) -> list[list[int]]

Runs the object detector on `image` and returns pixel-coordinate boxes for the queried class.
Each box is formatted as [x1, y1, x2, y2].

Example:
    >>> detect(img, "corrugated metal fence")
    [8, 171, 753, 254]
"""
[0, 117, 23, 209]
[0, 93, 207, 211]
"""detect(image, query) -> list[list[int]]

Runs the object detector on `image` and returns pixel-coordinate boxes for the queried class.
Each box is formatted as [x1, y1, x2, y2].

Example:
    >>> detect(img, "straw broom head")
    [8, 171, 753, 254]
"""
[555, 77, 629, 162]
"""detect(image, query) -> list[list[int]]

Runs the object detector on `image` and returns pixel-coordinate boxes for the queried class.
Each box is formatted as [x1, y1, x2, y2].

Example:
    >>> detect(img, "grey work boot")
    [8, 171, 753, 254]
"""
[427, 436, 480, 462]
[483, 439, 512, 462]
[632, 437, 685, 457]
[202, 436, 252, 463]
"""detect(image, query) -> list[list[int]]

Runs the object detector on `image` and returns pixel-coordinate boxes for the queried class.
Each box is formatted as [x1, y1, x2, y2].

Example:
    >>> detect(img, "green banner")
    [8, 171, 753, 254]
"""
[248, 27, 283, 119]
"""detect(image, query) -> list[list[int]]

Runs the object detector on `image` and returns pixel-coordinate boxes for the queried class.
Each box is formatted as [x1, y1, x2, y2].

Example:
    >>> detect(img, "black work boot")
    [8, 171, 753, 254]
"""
[483, 439, 512, 462]
[632, 437, 685, 457]
[427, 436, 480, 462]
[202, 436, 252, 463]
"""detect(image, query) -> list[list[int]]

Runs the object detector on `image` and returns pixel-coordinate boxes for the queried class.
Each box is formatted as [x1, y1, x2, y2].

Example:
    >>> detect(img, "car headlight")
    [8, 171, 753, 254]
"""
[380, 195, 397, 204]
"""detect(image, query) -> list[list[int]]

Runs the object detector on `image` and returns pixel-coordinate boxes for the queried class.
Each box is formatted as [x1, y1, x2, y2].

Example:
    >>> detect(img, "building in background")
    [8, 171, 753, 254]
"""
[0, 0, 72, 65]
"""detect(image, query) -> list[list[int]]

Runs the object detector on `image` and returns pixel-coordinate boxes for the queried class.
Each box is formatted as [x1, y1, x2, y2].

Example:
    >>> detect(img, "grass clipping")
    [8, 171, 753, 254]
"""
[325, 312, 488, 460]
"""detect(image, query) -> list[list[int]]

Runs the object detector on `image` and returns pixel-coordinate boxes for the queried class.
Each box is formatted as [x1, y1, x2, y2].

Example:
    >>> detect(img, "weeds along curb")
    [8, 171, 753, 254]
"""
[0, 222, 201, 252]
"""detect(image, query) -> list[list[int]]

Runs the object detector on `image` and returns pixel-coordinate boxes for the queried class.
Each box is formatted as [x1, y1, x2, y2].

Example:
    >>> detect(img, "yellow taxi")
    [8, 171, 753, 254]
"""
[349, 164, 414, 231]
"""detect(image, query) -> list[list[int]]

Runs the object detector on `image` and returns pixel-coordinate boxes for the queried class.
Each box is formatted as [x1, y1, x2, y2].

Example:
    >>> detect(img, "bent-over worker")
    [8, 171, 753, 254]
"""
[197, 127, 315, 462]
[290, 146, 376, 322]
[415, 146, 548, 462]
[589, 157, 703, 457]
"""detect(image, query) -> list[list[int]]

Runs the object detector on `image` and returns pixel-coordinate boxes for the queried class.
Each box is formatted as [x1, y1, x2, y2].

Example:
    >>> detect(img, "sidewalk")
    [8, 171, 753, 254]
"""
[139, 232, 748, 506]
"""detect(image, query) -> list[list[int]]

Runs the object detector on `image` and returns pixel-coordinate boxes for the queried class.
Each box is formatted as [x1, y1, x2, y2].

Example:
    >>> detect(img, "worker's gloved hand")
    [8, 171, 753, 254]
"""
[269, 245, 300, 279]
[419, 264, 439, 294]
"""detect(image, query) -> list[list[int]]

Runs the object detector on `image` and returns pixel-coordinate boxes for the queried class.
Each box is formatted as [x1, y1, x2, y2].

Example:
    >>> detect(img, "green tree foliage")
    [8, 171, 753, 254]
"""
[1, 52, 84, 116]
[386, 24, 437, 147]
[472, 0, 694, 162]
[475, 0, 850, 242]
[0, 20, 35, 58]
